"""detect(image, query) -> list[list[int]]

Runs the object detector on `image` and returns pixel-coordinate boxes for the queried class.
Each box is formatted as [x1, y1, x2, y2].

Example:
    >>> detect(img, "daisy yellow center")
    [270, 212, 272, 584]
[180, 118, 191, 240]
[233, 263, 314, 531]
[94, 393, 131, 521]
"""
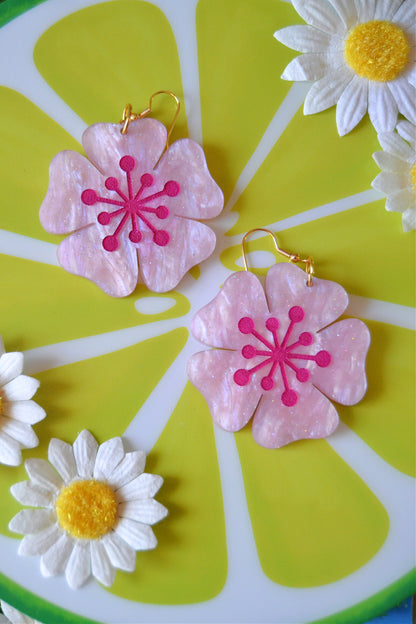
[411, 162, 416, 191]
[55, 479, 118, 540]
[344, 20, 410, 81]
[0, 396, 2, 415]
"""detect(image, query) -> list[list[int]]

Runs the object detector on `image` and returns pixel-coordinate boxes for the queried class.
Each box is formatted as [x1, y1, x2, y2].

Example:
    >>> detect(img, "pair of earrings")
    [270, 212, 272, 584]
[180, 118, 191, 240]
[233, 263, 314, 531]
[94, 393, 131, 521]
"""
[39, 92, 370, 450]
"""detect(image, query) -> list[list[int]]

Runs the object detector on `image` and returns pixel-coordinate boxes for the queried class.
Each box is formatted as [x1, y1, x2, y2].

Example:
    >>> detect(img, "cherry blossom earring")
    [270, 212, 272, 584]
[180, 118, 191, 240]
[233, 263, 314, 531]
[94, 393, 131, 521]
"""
[187, 229, 371, 449]
[40, 91, 224, 297]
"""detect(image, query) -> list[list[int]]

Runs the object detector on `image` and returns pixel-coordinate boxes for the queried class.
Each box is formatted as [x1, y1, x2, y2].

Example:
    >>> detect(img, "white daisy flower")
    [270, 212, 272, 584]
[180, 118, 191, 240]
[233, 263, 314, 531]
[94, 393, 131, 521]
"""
[9, 430, 168, 590]
[0, 601, 41, 624]
[0, 336, 45, 466]
[372, 119, 416, 230]
[274, 0, 416, 135]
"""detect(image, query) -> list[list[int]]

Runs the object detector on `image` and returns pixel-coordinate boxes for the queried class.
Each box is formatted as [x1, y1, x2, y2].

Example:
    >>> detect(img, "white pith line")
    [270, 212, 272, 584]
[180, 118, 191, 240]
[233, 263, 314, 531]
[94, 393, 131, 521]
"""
[122, 339, 193, 454]
[0, 0, 89, 142]
[3, 225, 414, 338]
[0, 0, 203, 146]
[0, 230, 58, 266]
[151, 0, 202, 144]
[222, 188, 384, 238]
[223, 82, 310, 214]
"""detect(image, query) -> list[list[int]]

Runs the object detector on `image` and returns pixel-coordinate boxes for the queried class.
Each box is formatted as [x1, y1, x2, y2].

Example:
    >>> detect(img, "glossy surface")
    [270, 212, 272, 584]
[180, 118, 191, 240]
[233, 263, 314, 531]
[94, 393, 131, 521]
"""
[188, 264, 370, 448]
[40, 121, 223, 297]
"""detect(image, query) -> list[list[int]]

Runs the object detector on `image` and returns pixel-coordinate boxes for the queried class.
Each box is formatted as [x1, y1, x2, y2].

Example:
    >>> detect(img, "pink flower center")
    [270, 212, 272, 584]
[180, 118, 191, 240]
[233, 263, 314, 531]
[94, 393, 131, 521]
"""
[233, 306, 331, 407]
[81, 155, 180, 252]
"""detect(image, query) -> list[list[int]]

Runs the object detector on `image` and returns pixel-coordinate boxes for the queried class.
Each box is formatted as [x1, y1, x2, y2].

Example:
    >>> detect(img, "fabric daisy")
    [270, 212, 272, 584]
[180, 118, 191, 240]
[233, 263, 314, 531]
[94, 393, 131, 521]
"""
[0, 336, 45, 466]
[39, 118, 224, 297]
[0, 601, 41, 624]
[9, 430, 167, 589]
[372, 119, 416, 231]
[187, 264, 370, 449]
[274, 0, 416, 135]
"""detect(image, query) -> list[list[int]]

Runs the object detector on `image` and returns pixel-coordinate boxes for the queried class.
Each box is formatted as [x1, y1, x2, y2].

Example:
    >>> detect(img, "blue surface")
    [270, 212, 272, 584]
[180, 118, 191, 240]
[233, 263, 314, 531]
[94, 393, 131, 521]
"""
[366, 597, 413, 624]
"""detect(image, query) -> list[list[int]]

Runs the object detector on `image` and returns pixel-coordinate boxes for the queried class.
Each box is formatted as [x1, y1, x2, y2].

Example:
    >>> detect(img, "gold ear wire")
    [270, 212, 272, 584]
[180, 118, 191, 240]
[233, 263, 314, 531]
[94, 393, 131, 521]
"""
[241, 228, 314, 287]
[120, 91, 181, 150]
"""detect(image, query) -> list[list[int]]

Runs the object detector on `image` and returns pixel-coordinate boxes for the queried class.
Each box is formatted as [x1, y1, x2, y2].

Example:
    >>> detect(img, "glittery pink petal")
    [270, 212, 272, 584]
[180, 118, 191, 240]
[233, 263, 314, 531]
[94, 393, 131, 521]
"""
[39, 151, 106, 234]
[312, 318, 370, 405]
[187, 350, 262, 431]
[191, 271, 269, 349]
[136, 216, 215, 292]
[82, 119, 167, 190]
[57, 224, 139, 297]
[252, 383, 339, 448]
[155, 139, 224, 219]
[266, 263, 349, 332]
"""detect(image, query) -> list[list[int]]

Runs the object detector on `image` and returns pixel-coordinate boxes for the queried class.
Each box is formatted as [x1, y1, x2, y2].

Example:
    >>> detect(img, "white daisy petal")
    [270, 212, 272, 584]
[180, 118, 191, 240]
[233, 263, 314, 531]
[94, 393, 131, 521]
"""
[392, 0, 416, 27]
[388, 77, 416, 125]
[368, 82, 398, 133]
[24, 458, 63, 492]
[91, 540, 116, 587]
[304, 66, 352, 113]
[336, 75, 368, 135]
[406, 65, 416, 89]
[354, 0, 377, 22]
[2, 375, 39, 402]
[282, 53, 328, 81]
[0, 418, 38, 449]
[116, 473, 163, 501]
[0, 432, 22, 466]
[292, 0, 345, 35]
[402, 206, 416, 231]
[93, 437, 124, 480]
[40, 533, 73, 577]
[274, 25, 332, 53]
[48, 438, 77, 482]
[9, 509, 54, 535]
[373, 150, 409, 172]
[386, 189, 415, 212]
[101, 531, 136, 572]
[119, 499, 168, 525]
[73, 430, 98, 479]
[276, 0, 416, 137]
[10, 480, 53, 507]
[107, 451, 146, 490]
[374, 0, 403, 21]
[0, 352, 23, 386]
[115, 518, 157, 550]
[1, 601, 41, 624]
[3, 400, 46, 425]
[372, 171, 411, 194]
[396, 120, 416, 148]
[327, 0, 357, 29]
[18, 524, 61, 556]
[9, 431, 166, 589]
[65, 541, 91, 589]
[378, 131, 415, 160]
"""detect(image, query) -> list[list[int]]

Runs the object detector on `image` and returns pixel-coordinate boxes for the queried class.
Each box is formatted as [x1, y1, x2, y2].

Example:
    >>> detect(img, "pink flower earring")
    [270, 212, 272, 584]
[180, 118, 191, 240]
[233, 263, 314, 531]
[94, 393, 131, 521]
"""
[40, 91, 224, 297]
[187, 229, 370, 449]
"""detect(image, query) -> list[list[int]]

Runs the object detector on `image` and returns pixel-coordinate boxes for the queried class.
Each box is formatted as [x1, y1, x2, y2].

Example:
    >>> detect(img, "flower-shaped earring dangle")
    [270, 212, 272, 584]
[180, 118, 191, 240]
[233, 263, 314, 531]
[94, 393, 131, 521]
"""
[40, 91, 224, 297]
[187, 229, 371, 449]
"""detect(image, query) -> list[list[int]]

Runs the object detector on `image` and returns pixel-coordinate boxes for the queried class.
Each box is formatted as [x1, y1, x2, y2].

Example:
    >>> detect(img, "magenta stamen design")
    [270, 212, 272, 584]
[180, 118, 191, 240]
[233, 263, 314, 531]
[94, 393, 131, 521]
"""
[233, 306, 331, 407]
[81, 155, 180, 252]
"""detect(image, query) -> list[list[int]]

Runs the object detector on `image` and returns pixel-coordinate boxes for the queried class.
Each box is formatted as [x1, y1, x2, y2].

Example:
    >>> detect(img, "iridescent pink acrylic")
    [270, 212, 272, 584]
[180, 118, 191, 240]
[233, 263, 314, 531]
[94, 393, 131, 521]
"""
[82, 154, 179, 252]
[40, 118, 223, 297]
[187, 263, 370, 449]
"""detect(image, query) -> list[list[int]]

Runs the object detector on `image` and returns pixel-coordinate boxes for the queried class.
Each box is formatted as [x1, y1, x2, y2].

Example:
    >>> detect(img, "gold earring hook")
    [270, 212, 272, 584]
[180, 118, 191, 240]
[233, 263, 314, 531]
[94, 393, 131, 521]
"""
[241, 228, 314, 287]
[120, 90, 181, 150]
